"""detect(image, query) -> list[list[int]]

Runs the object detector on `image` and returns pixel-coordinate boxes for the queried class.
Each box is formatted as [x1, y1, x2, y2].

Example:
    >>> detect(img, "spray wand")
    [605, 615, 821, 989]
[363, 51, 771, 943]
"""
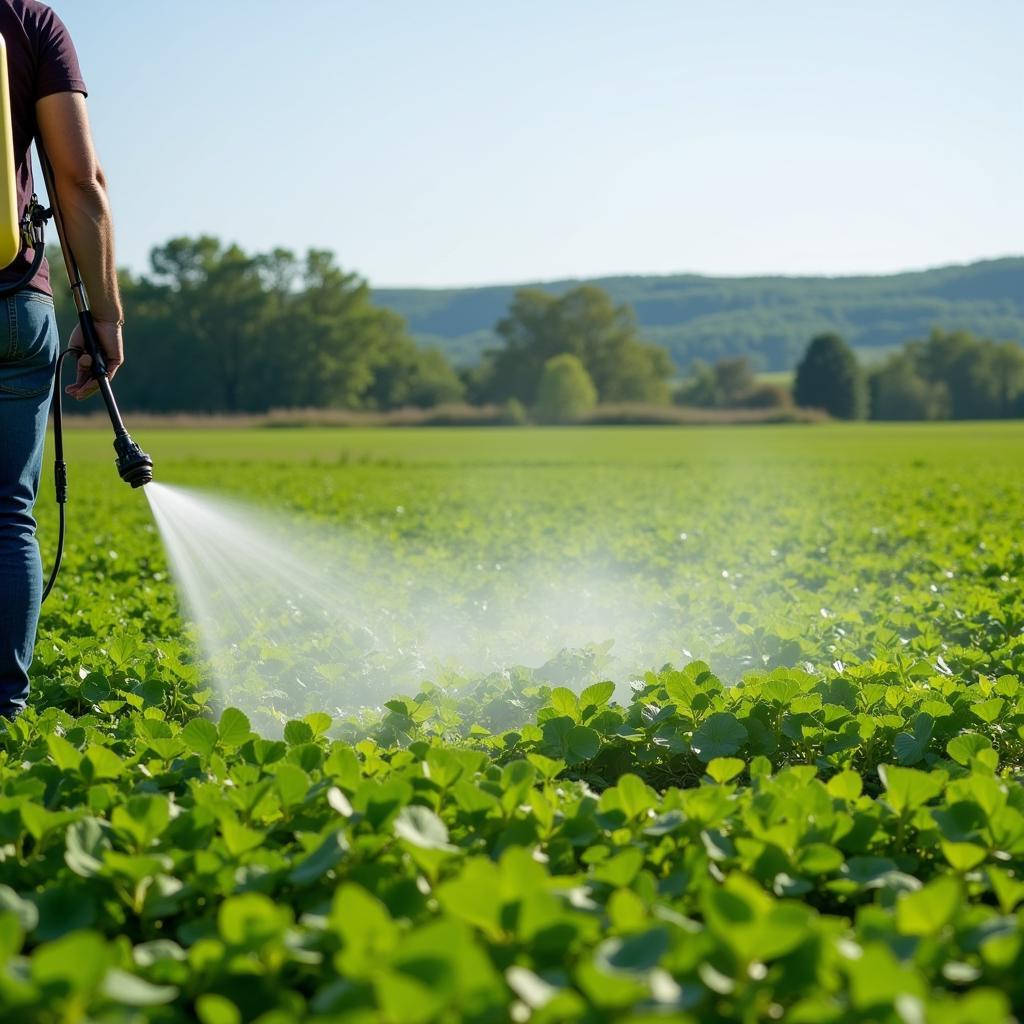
[30, 142, 153, 600]
[37, 143, 153, 481]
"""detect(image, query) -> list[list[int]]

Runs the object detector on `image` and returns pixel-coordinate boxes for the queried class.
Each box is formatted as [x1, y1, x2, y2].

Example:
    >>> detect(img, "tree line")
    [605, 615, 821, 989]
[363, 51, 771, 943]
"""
[49, 237, 675, 418]
[52, 238, 465, 414]
[789, 329, 1024, 421]
[375, 256, 1024, 374]
[50, 237, 1024, 421]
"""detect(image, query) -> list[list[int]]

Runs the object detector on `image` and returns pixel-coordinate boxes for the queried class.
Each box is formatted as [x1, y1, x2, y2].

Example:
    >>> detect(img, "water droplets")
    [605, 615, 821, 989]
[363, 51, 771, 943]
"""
[144, 482, 678, 729]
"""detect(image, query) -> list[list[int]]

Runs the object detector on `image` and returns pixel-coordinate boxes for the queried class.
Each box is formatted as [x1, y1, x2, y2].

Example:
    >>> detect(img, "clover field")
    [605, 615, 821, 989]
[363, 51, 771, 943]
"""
[3, 422, 1024, 1023]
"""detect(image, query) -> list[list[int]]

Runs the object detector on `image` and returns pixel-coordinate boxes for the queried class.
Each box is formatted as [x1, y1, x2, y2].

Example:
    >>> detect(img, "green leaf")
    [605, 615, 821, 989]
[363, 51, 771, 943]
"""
[946, 733, 994, 767]
[549, 687, 579, 721]
[325, 743, 362, 789]
[289, 830, 348, 885]
[436, 858, 503, 939]
[424, 747, 464, 788]
[796, 843, 844, 875]
[101, 968, 178, 1006]
[64, 818, 109, 879]
[970, 698, 1004, 724]
[691, 712, 748, 762]
[941, 840, 987, 871]
[303, 711, 333, 737]
[218, 707, 252, 747]
[181, 717, 218, 757]
[526, 752, 565, 781]
[218, 892, 290, 947]
[706, 757, 744, 783]
[82, 744, 125, 781]
[591, 847, 645, 887]
[249, 738, 287, 766]
[579, 681, 615, 713]
[896, 875, 961, 936]
[356, 777, 413, 827]
[594, 928, 668, 975]
[284, 720, 314, 746]
[0, 885, 38, 932]
[506, 965, 558, 1009]
[664, 670, 697, 708]
[762, 676, 802, 705]
[826, 769, 863, 801]
[878, 764, 947, 814]
[219, 818, 265, 857]
[132, 940, 186, 967]
[374, 969, 446, 1024]
[499, 760, 536, 813]
[893, 712, 933, 765]
[566, 725, 600, 762]
[845, 942, 926, 1009]
[21, 802, 71, 841]
[394, 805, 456, 852]
[111, 796, 170, 848]
[106, 633, 142, 668]
[31, 930, 109, 992]
[0, 912, 23, 962]
[291, 743, 326, 775]
[701, 874, 813, 963]
[327, 786, 354, 818]
[331, 884, 398, 976]
[274, 763, 310, 808]
[46, 733, 82, 772]
[643, 810, 686, 836]
[988, 866, 1024, 913]
[616, 773, 656, 819]
[196, 994, 242, 1024]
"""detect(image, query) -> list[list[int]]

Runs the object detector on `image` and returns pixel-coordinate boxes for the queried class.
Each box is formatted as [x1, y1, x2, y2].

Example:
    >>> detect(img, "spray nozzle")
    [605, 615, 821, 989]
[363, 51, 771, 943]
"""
[114, 433, 154, 488]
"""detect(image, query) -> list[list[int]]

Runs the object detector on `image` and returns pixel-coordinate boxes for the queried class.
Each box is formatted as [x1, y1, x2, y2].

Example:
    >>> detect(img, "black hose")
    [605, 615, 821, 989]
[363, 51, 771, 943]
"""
[40, 347, 76, 603]
[0, 239, 46, 299]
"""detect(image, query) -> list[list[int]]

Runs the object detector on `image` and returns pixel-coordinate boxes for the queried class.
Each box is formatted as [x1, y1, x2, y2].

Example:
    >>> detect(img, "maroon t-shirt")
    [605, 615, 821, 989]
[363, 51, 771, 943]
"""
[0, 0, 85, 295]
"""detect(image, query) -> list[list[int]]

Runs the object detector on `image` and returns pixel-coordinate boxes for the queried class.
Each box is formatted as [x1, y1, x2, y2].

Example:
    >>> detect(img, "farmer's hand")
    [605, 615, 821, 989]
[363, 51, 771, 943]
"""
[66, 320, 124, 400]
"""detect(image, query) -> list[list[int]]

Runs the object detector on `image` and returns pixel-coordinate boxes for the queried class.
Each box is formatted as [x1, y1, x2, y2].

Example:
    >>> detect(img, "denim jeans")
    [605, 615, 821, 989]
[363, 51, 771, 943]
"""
[0, 291, 58, 718]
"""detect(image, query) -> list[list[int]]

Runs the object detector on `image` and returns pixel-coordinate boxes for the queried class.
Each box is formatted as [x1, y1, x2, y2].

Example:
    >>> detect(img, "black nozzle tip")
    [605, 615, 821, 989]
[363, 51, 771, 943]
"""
[113, 434, 154, 488]
[121, 459, 154, 488]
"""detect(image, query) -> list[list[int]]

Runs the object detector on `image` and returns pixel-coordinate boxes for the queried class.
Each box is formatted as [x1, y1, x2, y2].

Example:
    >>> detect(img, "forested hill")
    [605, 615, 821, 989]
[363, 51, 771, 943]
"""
[372, 257, 1024, 372]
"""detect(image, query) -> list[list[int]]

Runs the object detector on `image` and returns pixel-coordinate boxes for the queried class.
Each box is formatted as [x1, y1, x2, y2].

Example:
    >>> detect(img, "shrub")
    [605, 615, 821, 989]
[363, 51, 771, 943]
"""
[499, 397, 529, 425]
[534, 354, 598, 423]
[736, 382, 791, 409]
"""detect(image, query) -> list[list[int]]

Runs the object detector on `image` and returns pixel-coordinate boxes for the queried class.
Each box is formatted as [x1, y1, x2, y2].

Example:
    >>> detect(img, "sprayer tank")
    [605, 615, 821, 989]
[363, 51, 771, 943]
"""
[0, 36, 22, 270]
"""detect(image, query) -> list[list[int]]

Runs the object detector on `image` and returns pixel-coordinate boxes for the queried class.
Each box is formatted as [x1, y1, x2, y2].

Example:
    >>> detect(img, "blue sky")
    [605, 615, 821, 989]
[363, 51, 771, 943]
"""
[53, 0, 1023, 287]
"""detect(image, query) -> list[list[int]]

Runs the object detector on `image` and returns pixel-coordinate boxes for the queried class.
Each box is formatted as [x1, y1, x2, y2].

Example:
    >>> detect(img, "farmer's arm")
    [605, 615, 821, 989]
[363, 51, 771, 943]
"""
[36, 90, 123, 396]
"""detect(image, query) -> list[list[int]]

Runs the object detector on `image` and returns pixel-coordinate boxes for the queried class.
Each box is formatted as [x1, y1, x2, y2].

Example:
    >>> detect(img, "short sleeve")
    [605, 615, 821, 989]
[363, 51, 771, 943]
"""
[34, 6, 87, 100]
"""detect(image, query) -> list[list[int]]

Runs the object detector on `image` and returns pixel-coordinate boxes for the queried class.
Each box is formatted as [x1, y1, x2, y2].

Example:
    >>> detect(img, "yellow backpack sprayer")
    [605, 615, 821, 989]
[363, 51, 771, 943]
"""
[0, 35, 153, 601]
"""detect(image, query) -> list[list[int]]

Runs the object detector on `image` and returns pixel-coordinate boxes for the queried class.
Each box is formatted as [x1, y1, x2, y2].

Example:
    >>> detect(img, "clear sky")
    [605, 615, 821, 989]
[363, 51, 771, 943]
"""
[52, 0, 1023, 287]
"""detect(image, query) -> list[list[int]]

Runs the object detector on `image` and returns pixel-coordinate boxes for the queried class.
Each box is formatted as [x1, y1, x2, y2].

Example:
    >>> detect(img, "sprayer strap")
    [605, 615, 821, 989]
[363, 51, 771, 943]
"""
[0, 196, 51, 299]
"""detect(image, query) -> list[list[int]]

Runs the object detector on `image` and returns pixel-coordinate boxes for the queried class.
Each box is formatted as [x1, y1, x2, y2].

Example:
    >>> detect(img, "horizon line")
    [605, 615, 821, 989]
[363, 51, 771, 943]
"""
[367, 252, 1023, 292]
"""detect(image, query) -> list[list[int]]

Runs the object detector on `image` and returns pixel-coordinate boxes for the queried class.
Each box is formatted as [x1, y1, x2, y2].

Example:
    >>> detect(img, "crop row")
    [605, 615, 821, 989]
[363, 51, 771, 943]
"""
[1, 654, 1022, 1022]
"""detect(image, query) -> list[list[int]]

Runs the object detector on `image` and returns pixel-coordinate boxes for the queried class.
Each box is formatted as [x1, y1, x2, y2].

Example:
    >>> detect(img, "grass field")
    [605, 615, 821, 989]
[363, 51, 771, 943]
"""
[4, 423, 1024, 1021]
[755, 370, 794, 388]
[59, 419, 1024, 466]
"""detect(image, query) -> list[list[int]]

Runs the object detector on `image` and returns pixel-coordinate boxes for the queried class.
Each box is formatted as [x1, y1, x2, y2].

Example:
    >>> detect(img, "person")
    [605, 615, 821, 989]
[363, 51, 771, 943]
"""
[0, 0, 123, 720]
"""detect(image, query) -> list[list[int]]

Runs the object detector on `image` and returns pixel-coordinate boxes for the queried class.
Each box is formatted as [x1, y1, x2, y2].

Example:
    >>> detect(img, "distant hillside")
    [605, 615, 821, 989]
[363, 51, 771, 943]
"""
[372, 257, 1024, 372]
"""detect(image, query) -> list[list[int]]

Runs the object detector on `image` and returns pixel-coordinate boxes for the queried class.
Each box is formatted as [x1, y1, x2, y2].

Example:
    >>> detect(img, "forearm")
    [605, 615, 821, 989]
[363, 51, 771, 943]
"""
[55, 167, 122, 322]
[36, 94, 125, 393]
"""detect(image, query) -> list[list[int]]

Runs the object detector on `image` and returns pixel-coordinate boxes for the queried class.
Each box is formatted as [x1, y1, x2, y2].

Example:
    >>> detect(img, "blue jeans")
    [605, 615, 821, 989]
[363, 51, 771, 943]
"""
[0, 291, 58, 718]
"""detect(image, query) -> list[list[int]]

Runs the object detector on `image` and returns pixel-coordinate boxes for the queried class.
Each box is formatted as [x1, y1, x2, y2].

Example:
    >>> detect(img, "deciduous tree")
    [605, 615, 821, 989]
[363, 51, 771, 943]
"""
[794, 333, 867, 419]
